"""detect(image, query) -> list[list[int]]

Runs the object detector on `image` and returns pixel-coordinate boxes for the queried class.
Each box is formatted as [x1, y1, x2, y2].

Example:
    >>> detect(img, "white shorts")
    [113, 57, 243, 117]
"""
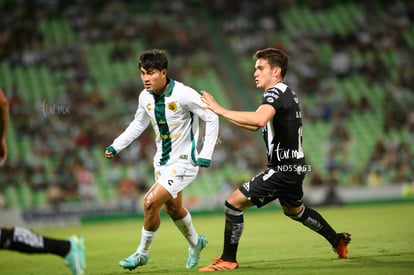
[154, 160, 199, 198]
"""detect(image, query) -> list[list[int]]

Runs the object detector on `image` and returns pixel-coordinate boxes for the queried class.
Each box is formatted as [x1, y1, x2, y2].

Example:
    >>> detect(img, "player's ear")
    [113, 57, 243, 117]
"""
[273, 66, 281, 77]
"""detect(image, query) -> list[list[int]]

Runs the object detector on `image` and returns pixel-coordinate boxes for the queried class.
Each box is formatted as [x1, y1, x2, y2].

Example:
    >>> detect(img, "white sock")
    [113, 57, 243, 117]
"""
[137, 227, 157, 256]
[174, 212, 198, 247]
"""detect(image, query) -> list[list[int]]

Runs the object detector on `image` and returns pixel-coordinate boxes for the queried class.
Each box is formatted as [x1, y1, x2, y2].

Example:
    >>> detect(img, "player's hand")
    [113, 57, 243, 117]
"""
[200, 91, 225, 116]
[104, 150, 114, 159]
[104, 146, 116, 159]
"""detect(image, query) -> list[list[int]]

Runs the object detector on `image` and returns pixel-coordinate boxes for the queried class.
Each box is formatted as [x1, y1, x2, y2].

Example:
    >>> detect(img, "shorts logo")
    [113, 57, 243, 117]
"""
[242, 182, 250, 191]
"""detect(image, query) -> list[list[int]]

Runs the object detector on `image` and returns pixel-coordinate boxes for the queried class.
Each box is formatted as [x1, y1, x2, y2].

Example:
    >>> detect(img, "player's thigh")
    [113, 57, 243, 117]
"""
[278, 172, 305, 210]
[144, 183, 172, 209]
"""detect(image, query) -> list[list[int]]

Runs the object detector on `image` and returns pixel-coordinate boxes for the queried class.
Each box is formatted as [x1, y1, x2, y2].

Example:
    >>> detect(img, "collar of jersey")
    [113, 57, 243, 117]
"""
[150, 78, 175, 98]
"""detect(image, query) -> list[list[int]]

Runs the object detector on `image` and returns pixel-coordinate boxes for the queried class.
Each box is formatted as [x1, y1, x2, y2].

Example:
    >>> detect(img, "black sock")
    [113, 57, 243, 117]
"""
[43, 236, 71, 257]
[0, 227, 70, 258]
[290, 207, 338, 247]
[221, 201, 244, 262]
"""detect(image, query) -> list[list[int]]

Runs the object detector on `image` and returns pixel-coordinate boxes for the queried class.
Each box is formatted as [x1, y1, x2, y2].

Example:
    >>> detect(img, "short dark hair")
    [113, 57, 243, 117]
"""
[138, 49, 168, 71]
[254, 48, 289, 78]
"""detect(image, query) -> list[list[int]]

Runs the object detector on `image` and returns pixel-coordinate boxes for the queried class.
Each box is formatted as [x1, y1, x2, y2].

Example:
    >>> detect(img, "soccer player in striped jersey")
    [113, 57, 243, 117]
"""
[105, 49, 219, 270]
[198, 48, 350, 272]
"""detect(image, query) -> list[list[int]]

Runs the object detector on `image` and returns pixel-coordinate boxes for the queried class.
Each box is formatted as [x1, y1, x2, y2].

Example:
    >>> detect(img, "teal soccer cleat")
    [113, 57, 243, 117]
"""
[186, 235, 208, 269]
[64, 236, 86, 275]
[119, 252, 149, 270]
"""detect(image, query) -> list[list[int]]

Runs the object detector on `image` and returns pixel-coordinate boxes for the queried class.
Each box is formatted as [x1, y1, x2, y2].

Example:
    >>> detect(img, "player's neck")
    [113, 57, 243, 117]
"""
[263, 79, 283, 91]
[153, 79, 170, 96]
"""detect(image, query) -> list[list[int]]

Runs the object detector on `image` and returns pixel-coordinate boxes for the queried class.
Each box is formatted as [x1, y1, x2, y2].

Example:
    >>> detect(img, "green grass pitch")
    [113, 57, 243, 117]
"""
[1, 201, 413, 274]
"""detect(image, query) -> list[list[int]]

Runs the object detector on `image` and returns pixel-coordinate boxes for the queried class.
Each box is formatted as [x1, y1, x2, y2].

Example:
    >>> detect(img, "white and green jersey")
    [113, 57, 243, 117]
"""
[110, 79, 219, 167]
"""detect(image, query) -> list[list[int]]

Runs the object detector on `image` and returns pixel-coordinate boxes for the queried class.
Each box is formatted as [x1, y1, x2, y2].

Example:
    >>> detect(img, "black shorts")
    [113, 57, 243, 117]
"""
[239, 167, 306, 208]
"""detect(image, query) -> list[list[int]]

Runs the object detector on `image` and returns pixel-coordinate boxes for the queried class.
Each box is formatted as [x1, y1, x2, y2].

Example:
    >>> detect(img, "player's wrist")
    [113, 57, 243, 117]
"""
[106, 145, 117, 155]
[196, 158, 211, 167]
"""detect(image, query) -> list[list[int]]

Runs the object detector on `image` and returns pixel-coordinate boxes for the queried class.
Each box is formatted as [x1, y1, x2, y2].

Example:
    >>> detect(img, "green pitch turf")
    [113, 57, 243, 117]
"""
[1, 201, 413, 275]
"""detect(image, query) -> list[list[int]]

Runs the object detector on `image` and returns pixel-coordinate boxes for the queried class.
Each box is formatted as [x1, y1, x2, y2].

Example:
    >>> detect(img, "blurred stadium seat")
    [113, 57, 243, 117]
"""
[0, 0, 412, 210]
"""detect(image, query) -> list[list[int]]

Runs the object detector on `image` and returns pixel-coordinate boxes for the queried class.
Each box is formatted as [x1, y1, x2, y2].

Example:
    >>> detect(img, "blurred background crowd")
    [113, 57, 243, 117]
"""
[0, 0, 413, 211]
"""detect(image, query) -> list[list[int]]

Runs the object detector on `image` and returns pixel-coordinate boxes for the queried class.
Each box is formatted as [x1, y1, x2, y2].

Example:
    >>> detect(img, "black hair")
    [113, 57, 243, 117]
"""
[254, 48, 289, 78]
[138, 49, 168, 71]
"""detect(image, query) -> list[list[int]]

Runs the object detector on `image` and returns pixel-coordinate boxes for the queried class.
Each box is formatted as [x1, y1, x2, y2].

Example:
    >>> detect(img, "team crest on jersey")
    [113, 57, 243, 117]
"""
[168, 102, 177, 112]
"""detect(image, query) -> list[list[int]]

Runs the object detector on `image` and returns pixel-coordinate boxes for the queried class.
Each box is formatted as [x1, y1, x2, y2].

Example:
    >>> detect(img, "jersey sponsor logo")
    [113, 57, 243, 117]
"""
[264, 91, 279, 99]
[169, 122, 182, 127]
[167, 102, 177, 112]
[156, 132, 183, 139]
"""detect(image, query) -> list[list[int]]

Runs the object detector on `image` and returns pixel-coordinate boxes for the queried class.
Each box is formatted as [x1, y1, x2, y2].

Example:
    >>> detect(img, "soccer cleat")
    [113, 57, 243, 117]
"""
[64, 236, 86, 275]
[119, 252, 149, 270]
[199, 257, 238, 272]
[333, 232, 351, 259]
[186, 235, 208, 269]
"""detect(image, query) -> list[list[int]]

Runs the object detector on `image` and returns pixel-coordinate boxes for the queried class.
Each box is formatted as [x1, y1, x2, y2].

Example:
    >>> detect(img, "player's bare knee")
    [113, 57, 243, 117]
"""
[225, 201, 243, 215]
[142, 197, 159, 214]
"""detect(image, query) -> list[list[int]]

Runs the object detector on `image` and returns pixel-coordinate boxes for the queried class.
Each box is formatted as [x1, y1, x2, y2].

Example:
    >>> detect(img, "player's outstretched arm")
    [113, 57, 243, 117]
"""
[200, 91, 274, 131]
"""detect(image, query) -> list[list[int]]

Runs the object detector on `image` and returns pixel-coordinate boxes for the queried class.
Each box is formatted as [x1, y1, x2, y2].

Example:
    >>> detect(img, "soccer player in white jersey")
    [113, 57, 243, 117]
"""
[105, 49, 219, 270]
[198, 48, 350, 272]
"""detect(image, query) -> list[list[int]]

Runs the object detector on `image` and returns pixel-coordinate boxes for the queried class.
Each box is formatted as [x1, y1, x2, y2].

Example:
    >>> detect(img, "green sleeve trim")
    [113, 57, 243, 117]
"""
[196, 158, 211, 167]
[106, 145, 117, 155]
